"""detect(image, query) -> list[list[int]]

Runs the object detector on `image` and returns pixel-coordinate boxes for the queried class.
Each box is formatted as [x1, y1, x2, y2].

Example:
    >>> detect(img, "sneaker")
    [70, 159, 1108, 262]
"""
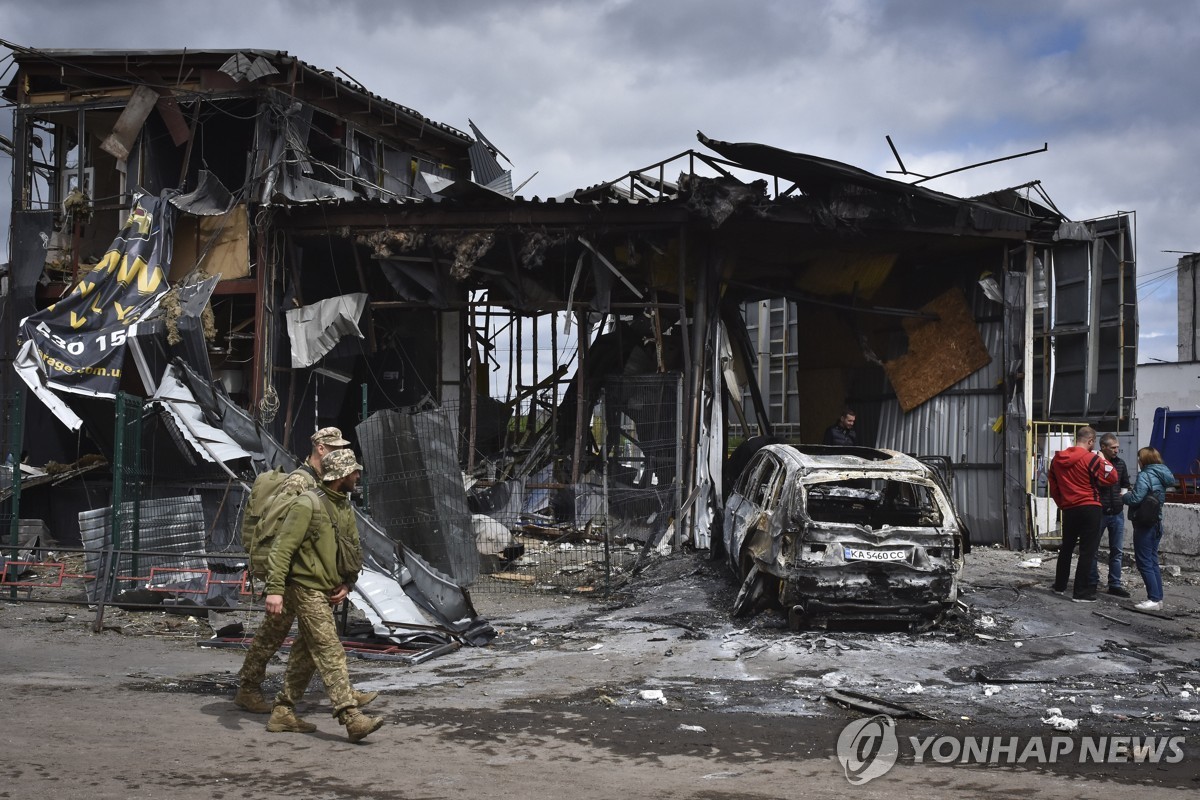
[1135, 599, 1164, 611]
[353, 690, 379, 708]
[1106, 586, 1131, 598]
[342, 710, 385, 743]
[234, 687, 273, 714]
[266, 706, 317, 733]
[1071, 595, 1097, 603]
[1051, 585, 1066, 594]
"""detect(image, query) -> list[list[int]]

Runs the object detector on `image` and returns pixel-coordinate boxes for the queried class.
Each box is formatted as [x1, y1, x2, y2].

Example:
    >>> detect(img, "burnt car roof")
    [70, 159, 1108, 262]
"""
[762, 444, 933, 476]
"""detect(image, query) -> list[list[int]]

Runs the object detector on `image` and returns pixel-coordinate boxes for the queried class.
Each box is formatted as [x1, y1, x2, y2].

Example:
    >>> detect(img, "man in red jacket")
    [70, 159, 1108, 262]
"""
[1048, 425, 1119, 602]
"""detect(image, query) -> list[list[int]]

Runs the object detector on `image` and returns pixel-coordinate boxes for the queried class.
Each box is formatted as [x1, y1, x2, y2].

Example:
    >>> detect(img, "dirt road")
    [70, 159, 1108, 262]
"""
[2, 548, 1198, 798]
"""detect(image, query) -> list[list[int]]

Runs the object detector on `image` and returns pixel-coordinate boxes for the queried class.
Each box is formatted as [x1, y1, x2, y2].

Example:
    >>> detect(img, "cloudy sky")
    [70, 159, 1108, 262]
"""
[1, 0, 1195, 361]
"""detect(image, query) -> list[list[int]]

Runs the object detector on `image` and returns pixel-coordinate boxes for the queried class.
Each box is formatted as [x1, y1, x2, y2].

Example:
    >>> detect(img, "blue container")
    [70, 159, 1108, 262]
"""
[1148, 408, 1200, 476]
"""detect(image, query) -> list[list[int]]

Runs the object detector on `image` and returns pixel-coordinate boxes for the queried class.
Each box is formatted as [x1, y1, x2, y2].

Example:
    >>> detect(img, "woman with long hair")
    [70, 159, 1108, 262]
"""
[1122, 447, 1177, 611]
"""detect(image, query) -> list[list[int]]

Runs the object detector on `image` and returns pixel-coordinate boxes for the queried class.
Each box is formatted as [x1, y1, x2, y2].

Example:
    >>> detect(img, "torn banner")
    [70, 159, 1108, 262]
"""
[16, 191, 176, 398]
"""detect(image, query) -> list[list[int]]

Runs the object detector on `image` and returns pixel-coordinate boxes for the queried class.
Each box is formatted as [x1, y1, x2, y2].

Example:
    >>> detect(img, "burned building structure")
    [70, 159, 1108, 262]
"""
[1, 44, 1137, 607]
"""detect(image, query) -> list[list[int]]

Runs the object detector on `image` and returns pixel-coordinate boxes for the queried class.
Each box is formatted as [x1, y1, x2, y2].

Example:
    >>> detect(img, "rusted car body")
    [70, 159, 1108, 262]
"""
[723, 444, 967, 628]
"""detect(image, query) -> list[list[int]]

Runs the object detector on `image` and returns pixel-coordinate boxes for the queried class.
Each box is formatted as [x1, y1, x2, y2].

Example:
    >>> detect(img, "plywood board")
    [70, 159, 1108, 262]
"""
[884, 287, 991, 412]
[170, 205, 250, 281]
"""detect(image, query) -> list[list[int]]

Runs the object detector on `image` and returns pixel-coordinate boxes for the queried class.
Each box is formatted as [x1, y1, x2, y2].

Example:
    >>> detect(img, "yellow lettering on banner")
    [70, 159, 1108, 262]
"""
[114, 255, 164, 295]
[95, 248, 120, 276]
[91, 301, 104, 315]
[75, 280, 97, 299]
[69, 311, 88, 329]
[138, 265, 164, 295]
[113, 302, 132, 323]
[115, 254, 146, 286]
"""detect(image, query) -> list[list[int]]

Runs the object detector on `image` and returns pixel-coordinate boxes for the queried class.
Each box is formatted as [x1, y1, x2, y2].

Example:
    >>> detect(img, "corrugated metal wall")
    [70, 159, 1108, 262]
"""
[873, 292, 1007, 545]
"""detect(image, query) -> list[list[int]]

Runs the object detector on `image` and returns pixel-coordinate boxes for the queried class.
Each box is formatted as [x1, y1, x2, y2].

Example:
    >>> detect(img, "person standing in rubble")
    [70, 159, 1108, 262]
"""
[235, 427, 377, 715]
[1048, 426, 1118, 603]
[1123, 446, 1177, 612]
[1090, 433, 1132, 597]
[263, 448, 384, 742]
[822, 408, 859, 446]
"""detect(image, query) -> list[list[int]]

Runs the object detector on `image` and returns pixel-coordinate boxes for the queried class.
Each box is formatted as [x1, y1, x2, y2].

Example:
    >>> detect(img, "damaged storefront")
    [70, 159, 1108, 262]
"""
[1, 44, 1136, 631]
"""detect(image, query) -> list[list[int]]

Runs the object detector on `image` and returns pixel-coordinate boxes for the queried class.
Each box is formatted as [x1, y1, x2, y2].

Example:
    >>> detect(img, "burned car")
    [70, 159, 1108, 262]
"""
[723, 444, 967, 629]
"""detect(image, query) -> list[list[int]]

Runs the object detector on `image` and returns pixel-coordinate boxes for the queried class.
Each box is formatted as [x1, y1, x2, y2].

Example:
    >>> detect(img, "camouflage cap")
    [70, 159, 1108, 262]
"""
[311, 426, 350, 447]
[321, 448, 363, 482]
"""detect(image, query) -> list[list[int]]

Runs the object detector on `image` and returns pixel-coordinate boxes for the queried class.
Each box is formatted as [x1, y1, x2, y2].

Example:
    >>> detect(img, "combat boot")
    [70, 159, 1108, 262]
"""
[341, 708, 384, 742]
[266, 705, 317, 733]
[353, 690, 379, 708]
[234, 686, 272, 714]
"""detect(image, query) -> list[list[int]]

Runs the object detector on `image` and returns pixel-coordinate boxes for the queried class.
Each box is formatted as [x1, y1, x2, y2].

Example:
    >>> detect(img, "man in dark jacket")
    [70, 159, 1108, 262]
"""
[1090, 433, 1131, 597]
[822, 409, 858, 446]
[1048, 426, 1119, 602]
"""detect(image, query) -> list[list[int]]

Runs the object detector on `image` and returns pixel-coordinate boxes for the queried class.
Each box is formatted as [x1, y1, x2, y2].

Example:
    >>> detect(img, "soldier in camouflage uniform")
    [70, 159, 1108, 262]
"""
[264, 448, 384, 742]
[234, 427, 377, 714]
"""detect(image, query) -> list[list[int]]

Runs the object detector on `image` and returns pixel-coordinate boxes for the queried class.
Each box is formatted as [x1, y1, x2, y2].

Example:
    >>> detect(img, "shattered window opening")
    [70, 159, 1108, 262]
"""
[803, 477, 944, 529]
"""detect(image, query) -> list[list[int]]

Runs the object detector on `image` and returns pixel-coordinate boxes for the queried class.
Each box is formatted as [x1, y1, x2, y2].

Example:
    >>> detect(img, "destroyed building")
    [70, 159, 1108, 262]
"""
[1, 45, 1139, 619]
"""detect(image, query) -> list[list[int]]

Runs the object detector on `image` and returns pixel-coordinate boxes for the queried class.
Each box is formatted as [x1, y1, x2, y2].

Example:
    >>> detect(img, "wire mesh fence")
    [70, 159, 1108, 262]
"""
[355, 374, 682, 595]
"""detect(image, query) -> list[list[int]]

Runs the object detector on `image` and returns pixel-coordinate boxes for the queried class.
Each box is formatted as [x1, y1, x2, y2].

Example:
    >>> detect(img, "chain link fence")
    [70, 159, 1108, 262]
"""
[355, 374, 682, 595]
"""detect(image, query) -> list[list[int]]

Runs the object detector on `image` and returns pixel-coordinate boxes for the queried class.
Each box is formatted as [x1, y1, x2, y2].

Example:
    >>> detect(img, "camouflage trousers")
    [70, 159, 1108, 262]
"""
[237, 600, 295, 689]
[274, 585, 357, 717]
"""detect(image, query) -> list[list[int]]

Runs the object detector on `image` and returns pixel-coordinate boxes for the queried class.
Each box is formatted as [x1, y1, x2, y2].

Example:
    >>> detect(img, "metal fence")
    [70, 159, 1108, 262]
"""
[1028, 420, 1089, 549]
[357, 374, 682, 595]
[3, 369, 683, 613]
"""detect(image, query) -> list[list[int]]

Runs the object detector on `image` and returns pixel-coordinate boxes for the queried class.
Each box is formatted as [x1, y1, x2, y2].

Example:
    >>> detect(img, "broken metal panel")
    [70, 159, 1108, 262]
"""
[151, 364, 252, 464]
[170, 170, 235, 217]
[173, 359, 295, 475]
[80, 495, 208, 601]
[381, 147, 414, 198]
[283, 293, 368, 368]
[1045, 214, 1135, 427]
[378, 259, 450, 306]
[1002, 271, 1030, 550]
[100, 84, 159, 162]
[468, 139, 505, 187]
[356, 407, 479, 586]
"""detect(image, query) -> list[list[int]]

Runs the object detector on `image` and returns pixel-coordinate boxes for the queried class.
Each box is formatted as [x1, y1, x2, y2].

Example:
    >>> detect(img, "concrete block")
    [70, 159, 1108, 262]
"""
[1162, 504, 1200, 557]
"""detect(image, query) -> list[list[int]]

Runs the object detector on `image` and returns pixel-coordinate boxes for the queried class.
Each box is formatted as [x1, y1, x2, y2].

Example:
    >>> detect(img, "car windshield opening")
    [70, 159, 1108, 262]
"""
[804, 478, 943, 528]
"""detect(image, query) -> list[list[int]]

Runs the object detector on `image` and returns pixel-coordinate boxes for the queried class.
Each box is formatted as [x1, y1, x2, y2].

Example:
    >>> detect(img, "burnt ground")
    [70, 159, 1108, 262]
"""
[2, 546, 1199, 798]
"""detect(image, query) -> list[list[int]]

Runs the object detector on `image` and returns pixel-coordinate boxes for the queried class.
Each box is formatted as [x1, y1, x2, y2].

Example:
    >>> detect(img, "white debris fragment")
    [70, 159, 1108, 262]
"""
[820, 672, 846, 688]
[1182, 691, 1192, 700]
[586, 643, 603, 651]
[678, 724, 707, 733]
[1017, 557, 1043, 568]
[983, 685, 1002, 697]
[1090, 704, 1105, 715]
[530, 638, 541, 646]
[1041, 709, 1079, 731]
[902, 683, 925, 694]
[977, 615, 997, 629]
[1184, 683, 1196, 690]
[639, 689, 667, 704]
[1175, 709, 1200, 722]
[1013, 641, 1024, 648]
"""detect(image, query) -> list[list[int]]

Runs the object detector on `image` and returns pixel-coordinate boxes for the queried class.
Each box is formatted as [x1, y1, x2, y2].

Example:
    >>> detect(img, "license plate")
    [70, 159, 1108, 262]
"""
[844, 547, 908, 563]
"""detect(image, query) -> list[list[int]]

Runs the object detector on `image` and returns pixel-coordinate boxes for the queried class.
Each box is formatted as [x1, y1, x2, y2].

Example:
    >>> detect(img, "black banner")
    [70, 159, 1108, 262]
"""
[18, 192, 175, 398]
